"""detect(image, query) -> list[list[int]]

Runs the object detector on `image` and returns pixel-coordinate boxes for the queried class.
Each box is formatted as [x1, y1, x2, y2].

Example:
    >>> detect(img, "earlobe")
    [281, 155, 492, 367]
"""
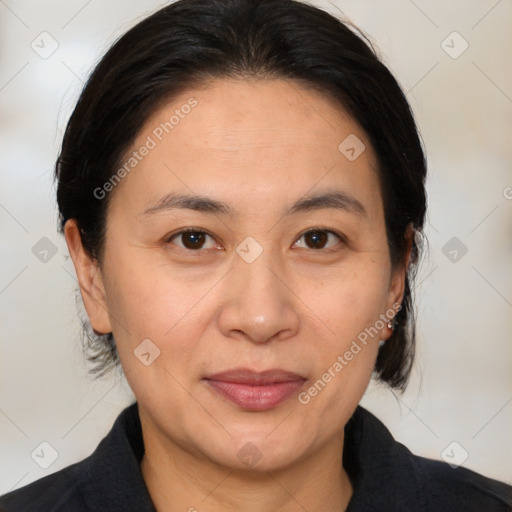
[64, 219, 112, 335]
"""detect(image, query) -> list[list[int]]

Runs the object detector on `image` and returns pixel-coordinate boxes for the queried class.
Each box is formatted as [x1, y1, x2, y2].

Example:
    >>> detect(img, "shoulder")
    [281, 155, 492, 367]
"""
[0, 458, 89, 511]
[0, 402, 154, 512]
[346, 406, 512, 511]
[415, 452, 512, 511]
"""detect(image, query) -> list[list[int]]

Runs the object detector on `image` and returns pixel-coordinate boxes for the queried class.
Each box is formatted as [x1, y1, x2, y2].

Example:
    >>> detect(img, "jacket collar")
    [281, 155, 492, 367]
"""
[80, 402, 424, 511]
[344, 405, 423, 510]
[79, 402, 155, 511]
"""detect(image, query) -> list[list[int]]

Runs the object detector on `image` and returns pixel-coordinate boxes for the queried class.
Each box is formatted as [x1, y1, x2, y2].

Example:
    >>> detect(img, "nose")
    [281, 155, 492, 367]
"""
[217, 249, 300, 344]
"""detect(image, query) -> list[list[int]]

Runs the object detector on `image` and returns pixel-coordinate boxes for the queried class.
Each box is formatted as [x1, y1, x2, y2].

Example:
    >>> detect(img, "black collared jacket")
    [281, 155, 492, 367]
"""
[1, 402, 511, 511]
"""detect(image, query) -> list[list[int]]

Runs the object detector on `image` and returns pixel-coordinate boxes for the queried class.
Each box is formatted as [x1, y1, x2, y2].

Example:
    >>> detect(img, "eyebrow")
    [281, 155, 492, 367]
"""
[140, 190, 366, 217]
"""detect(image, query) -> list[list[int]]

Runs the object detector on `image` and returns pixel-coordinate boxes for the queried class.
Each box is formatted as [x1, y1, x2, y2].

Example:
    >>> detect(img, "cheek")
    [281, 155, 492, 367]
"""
[300, 259, 391, 345]
[103, 252, 194, 337]
[296, 273, 385, 428]
[293, 259, 389, 403]
[101, 254, 216, 379]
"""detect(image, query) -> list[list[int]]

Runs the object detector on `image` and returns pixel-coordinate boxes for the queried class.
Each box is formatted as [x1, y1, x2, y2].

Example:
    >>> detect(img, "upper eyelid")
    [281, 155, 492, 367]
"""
[296, 227, 342, 239]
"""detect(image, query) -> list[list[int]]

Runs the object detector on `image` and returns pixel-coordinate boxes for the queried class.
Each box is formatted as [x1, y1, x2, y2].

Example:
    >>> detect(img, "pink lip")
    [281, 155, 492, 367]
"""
[204, 369, 306, 411]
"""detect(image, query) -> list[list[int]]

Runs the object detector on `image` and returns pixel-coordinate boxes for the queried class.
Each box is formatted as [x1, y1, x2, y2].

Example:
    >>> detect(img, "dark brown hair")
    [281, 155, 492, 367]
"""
[56, 0, 427, 390]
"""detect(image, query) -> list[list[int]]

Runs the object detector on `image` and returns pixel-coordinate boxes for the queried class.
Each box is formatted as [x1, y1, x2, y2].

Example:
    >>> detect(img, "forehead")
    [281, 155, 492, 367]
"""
[111, 77, 382, 217]
[159, 77, 360, 149]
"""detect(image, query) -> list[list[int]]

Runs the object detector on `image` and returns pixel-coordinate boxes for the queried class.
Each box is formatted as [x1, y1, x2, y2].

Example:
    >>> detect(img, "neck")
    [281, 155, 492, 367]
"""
[140, 420, 353, 512]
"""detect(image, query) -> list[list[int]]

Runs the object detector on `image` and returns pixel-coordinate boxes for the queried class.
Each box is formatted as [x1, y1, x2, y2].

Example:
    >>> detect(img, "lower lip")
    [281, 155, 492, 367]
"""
[205, 379, 305, 411]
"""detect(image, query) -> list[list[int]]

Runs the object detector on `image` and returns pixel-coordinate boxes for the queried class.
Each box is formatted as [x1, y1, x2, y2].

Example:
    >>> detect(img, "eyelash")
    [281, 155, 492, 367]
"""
[166, 227, 346, 253]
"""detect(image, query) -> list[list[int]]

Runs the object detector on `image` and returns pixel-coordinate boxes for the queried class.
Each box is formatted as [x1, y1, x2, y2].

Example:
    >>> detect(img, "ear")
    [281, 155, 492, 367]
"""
[381, 223, 415, 339]
[64, 219, 112, 335]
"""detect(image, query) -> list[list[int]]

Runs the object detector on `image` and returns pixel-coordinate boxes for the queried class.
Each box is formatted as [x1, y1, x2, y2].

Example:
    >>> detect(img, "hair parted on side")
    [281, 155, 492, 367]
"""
[55, 0, 427, 390]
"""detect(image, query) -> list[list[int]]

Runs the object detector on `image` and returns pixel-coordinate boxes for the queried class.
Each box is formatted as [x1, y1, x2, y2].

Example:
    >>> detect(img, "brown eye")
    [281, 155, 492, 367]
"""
[294, 229, 343, 251]
[304, 230, 328, 249]
[168, 230, 217, 250]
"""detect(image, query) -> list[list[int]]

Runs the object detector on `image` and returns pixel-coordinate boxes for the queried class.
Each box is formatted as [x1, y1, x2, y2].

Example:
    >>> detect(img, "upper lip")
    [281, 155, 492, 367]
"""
[204, 368, 306, 385]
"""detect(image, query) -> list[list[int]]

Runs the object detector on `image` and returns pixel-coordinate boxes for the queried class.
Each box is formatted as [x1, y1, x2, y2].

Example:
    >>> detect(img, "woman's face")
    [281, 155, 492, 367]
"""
[72, 78, 406, 471]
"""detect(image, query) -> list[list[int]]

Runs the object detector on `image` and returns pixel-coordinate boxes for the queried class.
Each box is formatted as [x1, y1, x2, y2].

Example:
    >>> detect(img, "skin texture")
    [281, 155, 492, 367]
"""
[65, 78, 410, 512]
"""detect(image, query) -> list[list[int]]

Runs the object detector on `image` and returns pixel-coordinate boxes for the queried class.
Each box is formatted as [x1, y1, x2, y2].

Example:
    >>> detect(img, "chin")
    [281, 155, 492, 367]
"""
[203, 428, 311, 473]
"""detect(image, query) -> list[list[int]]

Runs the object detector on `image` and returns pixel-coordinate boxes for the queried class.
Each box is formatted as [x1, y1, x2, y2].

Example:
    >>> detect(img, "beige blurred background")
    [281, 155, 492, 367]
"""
[1, 0, 511, 493]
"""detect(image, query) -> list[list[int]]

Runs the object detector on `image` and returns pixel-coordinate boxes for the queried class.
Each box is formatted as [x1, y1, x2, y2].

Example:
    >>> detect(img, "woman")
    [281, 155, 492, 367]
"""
[1, 0, 510, 510]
